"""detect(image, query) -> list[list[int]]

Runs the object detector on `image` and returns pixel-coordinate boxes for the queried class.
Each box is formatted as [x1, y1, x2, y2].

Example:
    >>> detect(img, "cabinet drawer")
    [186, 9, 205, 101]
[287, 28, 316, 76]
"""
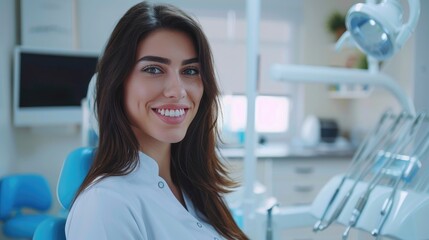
[273, 159, 349, 178]
[273, 178, 327, 205]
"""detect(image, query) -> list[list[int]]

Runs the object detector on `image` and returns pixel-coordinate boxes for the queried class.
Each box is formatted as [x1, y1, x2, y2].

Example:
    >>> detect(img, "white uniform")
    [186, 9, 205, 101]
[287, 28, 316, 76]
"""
[66, 152, 225, 240]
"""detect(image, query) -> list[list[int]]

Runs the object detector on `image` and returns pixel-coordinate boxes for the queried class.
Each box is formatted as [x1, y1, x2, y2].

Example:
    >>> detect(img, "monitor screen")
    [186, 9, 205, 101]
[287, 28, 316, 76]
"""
[13, 47, 99, 127]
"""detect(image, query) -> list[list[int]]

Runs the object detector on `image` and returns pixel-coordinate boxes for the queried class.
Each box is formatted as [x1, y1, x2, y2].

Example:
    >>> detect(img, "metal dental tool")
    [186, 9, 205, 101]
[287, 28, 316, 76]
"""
[342, 113, 425, 240]
[318, 113, 406, 232]
[313, 110, 393, 232]
[410, 117, 429, 193]
[266, 203, 279, 240]
[372, 116, 429, 238]
[317, 112, 408, 232]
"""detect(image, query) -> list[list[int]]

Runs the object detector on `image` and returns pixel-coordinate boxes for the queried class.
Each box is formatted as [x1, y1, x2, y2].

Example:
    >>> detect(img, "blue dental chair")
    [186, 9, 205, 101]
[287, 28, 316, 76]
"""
[0, 173, 53, 239]
[32, 147, 95, 240]
[33, 74, 97, 240]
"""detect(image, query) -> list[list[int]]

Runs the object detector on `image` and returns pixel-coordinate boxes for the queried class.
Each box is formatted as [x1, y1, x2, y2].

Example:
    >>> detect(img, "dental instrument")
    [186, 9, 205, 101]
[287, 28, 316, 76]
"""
[312, 110, 393, 232]
[265, 203, 279, 240]
[341, 113, 426, 240]
[317, 112, 408, 231]
[372, 120, 429, 237]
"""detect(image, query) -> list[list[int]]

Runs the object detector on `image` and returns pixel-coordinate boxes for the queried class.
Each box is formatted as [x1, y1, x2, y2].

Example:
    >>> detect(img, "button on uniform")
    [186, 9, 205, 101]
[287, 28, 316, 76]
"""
[196, 222, 202, 228]
[158, 181, 165, 189]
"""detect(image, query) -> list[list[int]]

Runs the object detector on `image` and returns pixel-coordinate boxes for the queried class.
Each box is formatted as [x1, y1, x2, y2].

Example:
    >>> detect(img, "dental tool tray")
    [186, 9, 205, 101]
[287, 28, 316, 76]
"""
[311, 175, 429, 240]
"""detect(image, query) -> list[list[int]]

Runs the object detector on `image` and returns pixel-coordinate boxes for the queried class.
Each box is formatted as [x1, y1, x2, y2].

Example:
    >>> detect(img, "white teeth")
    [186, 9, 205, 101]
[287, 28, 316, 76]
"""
[156, 108, 186, 117]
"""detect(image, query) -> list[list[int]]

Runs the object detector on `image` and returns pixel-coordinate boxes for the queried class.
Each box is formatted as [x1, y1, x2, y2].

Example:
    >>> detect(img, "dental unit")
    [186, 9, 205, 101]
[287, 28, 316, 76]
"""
[316, 112, 409, 233]
[341, 113, 426, 239]
[372, 126, 429, 238]
[240, 0, 424, 239]
[313, 110, 400, 232]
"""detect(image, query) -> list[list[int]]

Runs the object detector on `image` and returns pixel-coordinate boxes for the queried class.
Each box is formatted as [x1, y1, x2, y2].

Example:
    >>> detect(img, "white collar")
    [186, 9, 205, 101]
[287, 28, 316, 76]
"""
[137, 151, 160, 179]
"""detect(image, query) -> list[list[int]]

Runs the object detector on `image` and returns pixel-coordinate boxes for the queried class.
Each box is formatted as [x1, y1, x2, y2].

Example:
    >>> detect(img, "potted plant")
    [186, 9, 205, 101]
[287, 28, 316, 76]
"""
[327, 11, 346, 40]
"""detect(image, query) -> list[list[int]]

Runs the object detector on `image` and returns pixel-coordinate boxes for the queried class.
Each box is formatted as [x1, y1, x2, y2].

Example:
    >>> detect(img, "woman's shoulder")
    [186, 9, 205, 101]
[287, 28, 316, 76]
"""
[75, 176, 134, 208]
[70, 161, 157, 214]
[77, 169, 154, 203]
[66, 175, 148, 239]
[85, 164, 148, 190]
[80, 173, 144, 199]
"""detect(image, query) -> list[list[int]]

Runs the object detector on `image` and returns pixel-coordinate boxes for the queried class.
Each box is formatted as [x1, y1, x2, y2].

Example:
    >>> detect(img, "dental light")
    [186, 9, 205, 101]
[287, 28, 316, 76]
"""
[344, 0, 420, 60]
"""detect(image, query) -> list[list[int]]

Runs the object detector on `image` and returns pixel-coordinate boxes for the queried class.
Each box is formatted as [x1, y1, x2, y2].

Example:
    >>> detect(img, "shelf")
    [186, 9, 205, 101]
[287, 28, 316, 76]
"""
[329, 90, 371, 99]
[328, 84, 372, 99]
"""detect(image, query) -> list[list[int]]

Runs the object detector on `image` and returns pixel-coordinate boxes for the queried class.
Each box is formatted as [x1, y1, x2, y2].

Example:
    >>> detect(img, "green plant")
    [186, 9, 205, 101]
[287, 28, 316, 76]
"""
[326, 11, 346, 34]
[357, 54, 368, 69]
[357, 54, 384, 69]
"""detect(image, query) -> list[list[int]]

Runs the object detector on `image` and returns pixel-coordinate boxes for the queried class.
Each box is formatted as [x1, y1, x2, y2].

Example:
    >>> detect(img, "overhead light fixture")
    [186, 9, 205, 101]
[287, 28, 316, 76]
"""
[344, 0, 420, 60]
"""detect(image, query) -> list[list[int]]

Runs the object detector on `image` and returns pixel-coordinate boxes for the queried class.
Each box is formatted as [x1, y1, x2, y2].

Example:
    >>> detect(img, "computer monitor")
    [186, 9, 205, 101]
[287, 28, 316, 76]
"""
[13, 46, 99, 127]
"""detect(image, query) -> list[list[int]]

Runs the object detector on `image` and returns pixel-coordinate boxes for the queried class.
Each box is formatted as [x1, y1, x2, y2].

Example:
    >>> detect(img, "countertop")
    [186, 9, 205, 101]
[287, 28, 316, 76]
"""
[219, 143, 355, 159]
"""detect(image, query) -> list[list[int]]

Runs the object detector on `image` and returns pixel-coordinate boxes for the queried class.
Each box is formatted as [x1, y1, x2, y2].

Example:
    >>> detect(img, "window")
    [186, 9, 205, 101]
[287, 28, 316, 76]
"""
[220, 94, 290, 133]
[196, 9, 301, 145]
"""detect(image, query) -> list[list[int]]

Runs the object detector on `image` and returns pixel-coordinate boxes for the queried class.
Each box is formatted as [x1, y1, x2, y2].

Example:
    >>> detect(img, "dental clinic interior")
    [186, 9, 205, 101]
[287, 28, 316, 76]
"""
[1, 0, 429, 239]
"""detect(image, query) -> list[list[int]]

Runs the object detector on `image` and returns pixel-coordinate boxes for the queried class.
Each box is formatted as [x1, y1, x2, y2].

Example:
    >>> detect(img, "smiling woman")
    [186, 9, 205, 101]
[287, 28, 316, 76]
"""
[66, 2, 248, 240]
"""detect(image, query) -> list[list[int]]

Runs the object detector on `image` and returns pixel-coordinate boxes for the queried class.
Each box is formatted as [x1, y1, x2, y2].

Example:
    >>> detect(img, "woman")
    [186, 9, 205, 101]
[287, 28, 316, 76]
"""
[66, 2, 248, 240]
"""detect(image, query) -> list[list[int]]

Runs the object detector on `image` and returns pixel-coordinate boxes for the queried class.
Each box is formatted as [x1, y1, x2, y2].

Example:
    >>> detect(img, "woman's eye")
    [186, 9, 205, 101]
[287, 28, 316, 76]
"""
[142, 66, 162, 74]
[183, 68, 199, 76]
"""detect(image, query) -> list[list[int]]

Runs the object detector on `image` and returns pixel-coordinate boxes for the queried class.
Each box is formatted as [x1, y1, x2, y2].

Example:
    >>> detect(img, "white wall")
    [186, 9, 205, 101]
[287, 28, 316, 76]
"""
[413, 0, 429, 112]
[348, 39, 415, 139]
[0, 2, 16, 238]
[299, 0, 359, 136]
[0, 0, 16, 176]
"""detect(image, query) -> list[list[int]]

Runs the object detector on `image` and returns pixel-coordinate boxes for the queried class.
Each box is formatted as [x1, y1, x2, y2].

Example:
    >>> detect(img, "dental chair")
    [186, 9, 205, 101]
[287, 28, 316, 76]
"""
[0, 173, 53, 239]
[33, 74, 98, 240]
[32, 147, 95, 240]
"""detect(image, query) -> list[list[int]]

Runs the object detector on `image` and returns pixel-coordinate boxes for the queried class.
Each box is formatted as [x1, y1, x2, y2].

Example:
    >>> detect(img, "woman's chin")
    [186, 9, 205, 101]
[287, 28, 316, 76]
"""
[159, 133, 187, 144]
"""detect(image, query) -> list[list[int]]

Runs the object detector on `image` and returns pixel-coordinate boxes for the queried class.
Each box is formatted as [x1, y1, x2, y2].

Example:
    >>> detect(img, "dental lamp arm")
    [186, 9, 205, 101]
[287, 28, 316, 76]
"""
[396, 0, 420, 50]
[270, 64, 415, 115]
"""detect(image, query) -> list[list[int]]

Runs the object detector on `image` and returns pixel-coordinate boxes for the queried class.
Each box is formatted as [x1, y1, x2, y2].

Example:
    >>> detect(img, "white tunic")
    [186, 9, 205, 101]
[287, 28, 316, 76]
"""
[65, 152, 225, 240]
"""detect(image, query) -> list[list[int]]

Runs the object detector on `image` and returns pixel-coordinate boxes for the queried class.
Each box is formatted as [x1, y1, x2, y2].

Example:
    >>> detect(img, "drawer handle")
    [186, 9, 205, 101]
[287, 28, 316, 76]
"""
[294, 167, 314, 174]
[294, 185, 314, 192]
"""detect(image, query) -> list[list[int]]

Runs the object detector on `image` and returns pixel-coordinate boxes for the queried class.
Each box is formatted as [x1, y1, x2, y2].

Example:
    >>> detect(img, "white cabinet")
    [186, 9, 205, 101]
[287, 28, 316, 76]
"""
[226, 156, 351, 205]
[269, 157, 358, 240]
[21, 0, 75, 49]
[226, 156, 372, 240]
[271, 157, 349, 206]
[76, 0, 141, 52]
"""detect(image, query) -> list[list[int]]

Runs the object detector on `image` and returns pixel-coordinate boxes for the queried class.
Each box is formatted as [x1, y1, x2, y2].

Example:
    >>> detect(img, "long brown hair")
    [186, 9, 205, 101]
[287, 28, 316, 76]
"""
[76, 2, 248, 239]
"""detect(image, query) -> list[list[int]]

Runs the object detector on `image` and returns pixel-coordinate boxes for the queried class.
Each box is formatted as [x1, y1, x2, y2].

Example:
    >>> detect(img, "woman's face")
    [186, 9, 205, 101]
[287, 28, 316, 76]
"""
[124, 29, 204, 147]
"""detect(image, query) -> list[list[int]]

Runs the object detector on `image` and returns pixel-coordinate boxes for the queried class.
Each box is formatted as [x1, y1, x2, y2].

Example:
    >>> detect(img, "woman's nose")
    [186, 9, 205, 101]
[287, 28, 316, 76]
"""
[163, 72, 186, 99]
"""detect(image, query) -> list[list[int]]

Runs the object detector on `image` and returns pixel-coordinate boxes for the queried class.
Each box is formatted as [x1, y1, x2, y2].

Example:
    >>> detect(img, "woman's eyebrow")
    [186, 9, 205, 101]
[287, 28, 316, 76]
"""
[137, 56, 198, 65]
[182, 57, 199, 65]
[137, 55, 170, 64]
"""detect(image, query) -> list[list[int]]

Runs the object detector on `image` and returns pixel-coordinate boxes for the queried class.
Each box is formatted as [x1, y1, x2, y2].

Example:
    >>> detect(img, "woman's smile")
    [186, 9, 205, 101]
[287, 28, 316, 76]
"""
[151, 104, 190, 124]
